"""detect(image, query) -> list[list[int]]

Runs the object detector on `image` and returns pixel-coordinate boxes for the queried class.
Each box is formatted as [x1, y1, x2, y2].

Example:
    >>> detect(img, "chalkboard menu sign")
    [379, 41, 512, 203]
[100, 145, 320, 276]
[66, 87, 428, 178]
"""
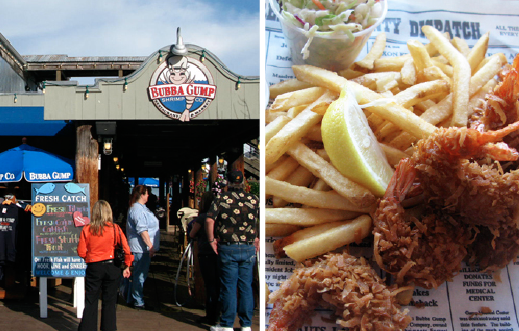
[31, 183, 90, 277]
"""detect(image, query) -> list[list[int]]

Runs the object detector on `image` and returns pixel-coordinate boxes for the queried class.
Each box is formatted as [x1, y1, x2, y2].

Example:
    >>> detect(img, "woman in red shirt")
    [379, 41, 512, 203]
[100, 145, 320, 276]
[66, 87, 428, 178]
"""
[77, 200, 133, 331]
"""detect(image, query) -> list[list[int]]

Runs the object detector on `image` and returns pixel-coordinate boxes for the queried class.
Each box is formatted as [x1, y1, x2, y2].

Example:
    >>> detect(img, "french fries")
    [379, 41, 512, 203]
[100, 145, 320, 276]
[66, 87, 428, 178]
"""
[422, 25, 471, 127]
[393, 79, 450, 108]
[407, 39, 434, 77]
[292, 65, 438, 139]
[452, 37, 470, 56]
[271, 165, 314, 207]
[380, 143, 411, 167]
[401, 58, 417, 85]
[270, 87, 327, 112]
[266, 223, 302, 237]
[467, 32, 489, 73]
[266, 156, 299, 181]
[265, 90, 336, 164]
[269, 78, 315, 100]
[265, 208, 362, 226]
[354, 32, 387, 70]
[265, 177, 373, 212]
[265, 115, 291, 143]
[286, 142, 376, 208]
[266, 26, 509, 267]
[281, 215, 373, 262]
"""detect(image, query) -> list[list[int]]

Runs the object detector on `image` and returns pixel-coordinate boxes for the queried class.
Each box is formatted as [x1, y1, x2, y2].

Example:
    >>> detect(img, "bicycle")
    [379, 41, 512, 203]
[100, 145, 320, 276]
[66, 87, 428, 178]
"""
[173, 239, 195, 306]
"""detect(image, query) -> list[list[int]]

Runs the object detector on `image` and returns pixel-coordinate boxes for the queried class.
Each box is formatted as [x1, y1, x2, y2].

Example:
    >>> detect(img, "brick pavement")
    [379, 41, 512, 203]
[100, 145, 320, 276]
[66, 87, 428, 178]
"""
[0, 230, 260, 331]
[0, 286, 260, 330]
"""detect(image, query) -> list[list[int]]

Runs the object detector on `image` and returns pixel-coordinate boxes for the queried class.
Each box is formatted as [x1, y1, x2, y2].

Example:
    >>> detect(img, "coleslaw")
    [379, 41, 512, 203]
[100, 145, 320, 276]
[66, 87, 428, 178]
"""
[276, 0, 385, 60]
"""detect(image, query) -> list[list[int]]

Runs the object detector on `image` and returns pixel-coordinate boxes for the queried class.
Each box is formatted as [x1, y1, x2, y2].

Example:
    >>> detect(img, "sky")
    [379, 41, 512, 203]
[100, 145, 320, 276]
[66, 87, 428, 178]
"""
[0, 0, 260, 80]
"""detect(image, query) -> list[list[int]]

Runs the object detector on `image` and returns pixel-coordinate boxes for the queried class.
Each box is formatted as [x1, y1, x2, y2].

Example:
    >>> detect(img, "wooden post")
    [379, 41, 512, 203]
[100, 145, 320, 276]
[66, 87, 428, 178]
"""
[166, 192, 174, 233]
[194, 169, 203, 210]
[188, 171, 194, 208]
[231, 154, 245, 173]
[76, 125, 99, 207]
[210, 162, 218, 188]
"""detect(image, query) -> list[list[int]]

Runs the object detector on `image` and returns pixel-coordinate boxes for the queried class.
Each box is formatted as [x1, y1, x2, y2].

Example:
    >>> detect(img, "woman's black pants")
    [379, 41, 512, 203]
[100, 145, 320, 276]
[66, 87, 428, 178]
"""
[198, 253, 220, 323]
[78, 260, 121, 331]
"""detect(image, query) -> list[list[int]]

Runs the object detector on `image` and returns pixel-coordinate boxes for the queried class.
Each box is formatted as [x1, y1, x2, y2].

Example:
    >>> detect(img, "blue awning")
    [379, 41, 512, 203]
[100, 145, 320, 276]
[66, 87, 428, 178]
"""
[0, 106, 71, 136]
[128, 177, 160, 187]
[0, 143, 74, 183]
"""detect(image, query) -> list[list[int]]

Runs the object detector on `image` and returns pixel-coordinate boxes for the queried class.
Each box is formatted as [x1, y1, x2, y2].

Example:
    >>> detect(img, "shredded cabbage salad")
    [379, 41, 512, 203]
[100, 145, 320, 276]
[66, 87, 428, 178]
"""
[277, 0, 385, 59]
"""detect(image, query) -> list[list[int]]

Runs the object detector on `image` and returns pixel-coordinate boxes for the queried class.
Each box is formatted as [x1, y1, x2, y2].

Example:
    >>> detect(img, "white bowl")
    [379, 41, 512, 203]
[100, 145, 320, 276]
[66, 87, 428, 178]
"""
[269, 0, 388, 71]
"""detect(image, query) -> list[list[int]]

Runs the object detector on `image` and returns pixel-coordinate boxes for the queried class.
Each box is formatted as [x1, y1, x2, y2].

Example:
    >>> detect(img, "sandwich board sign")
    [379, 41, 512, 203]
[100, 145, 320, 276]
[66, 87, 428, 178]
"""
[31, 182, 90, 318]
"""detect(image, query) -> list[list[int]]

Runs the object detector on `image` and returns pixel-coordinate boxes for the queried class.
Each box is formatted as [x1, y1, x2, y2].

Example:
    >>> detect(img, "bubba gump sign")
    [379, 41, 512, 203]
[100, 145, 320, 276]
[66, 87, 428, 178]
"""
[148, 55, 217, 121]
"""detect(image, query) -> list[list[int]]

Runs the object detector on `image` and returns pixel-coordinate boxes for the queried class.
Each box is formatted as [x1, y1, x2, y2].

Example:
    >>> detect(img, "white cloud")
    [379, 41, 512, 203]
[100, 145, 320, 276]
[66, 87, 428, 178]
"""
[0, 0, 259, 76]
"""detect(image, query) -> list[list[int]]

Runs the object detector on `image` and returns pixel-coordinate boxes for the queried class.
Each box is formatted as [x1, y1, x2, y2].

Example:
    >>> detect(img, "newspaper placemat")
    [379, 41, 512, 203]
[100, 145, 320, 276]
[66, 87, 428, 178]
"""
[265, 1, 519, 330]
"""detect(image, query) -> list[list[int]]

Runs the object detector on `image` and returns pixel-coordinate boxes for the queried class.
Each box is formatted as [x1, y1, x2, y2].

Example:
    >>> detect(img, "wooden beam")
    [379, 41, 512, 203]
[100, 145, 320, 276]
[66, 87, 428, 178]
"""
[210, 161, 218, 185]
[231, 155, 245, 174]
[76, 125, 99, 207]
[0, 43, 25, 78]
[25, 62, 143, 71]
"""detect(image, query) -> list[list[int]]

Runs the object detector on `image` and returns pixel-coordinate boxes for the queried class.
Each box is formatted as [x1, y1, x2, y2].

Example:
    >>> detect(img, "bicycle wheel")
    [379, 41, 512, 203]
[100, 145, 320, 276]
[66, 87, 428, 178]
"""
[174, 241, 195, 306]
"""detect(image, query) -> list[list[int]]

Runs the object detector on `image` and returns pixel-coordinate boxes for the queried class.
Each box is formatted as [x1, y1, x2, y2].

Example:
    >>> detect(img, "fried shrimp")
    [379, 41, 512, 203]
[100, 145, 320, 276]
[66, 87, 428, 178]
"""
[470, 54, 519, 133]
[373, 158, 474, 289]
[267, 252, 411, 331]
[373, 122, 519, 288]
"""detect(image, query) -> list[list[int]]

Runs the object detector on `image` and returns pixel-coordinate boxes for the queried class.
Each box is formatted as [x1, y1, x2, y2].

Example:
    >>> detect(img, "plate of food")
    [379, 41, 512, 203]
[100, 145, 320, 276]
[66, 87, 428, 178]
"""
[264, 4, 519, 328]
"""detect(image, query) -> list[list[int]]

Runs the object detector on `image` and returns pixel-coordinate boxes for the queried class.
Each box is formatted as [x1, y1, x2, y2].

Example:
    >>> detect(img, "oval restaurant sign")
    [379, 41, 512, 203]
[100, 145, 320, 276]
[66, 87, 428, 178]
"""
[148, 54, 217, 121]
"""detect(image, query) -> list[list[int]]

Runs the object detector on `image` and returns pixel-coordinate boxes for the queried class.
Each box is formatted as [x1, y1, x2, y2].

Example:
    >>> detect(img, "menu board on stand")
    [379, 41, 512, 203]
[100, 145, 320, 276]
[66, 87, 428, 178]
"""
[31, 182, 90, 319]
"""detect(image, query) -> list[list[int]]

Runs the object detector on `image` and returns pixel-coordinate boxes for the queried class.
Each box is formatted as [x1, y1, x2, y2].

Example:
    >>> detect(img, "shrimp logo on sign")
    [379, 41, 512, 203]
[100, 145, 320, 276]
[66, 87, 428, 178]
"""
[148, 55, 217, 122]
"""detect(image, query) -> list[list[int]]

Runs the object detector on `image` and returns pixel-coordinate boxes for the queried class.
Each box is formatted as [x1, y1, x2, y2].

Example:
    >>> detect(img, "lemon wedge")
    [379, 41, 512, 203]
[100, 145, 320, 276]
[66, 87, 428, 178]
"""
[321, 88, 394, 197]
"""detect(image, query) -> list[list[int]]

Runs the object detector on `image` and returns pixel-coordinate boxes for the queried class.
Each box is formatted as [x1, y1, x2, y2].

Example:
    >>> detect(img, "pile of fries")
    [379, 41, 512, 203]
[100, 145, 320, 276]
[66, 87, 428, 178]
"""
[265, 25, 507, 262]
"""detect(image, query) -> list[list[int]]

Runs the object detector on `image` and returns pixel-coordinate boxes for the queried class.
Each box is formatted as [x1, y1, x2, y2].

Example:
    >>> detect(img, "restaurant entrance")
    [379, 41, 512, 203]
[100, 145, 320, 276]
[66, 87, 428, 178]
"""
[0, 29, 260, 301]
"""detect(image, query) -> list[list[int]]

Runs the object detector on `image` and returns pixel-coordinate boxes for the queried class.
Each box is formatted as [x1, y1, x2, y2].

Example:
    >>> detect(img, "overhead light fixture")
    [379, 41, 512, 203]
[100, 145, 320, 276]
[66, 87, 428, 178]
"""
[115, 164, 120, 170]
[120, 168, 124, 172]
[113, 157, 119, 162]
[14, 94, 17, 103]
[85, 86, 90, 99]
[236, 77, 241, 90]
[42, 81, 46, 94]
[188, 169, 192, 173]
[103, 137, 113, 155]
[123, 78, 128, 91]
[200, 49, 206, 62]
[218, 156, 224, 165]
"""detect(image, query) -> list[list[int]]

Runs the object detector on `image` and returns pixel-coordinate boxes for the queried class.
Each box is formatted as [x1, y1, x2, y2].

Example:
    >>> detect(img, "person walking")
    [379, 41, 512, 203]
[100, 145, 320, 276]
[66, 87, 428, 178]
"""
[126, 185, 160, 310]
[189, 191, 219, 325]
[206, 170, 260, 331]
[77, 200, 133, 331]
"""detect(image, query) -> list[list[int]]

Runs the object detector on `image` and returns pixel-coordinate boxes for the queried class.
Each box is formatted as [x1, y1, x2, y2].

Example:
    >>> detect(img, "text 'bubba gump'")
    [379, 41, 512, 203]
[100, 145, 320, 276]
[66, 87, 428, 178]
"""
[148, 83, 216, 100]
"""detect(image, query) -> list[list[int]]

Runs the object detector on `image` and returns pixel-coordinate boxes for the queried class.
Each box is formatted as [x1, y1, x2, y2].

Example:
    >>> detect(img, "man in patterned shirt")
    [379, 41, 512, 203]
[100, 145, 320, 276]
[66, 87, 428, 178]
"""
[206, 170, 259, 331]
